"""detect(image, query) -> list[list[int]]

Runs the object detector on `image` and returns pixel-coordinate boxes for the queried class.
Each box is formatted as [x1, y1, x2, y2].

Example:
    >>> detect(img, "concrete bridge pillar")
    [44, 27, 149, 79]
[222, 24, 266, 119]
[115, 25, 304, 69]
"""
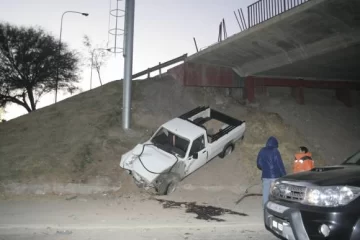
[291, 87, 305, 105]
[336, 89, 352, 107]
[244, 76, 255, 103]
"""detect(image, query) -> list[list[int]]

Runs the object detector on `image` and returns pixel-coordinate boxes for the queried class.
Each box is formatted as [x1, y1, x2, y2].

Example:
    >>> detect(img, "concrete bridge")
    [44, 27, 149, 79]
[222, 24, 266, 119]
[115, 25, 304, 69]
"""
[168, 0, 360, 106]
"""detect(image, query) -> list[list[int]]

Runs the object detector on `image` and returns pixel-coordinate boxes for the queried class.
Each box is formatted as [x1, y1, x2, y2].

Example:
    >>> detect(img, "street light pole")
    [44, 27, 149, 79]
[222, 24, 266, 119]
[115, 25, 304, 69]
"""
[90, 48, 111, 90]
[122, 0, 135, 130]
[55, 11, 89, 103]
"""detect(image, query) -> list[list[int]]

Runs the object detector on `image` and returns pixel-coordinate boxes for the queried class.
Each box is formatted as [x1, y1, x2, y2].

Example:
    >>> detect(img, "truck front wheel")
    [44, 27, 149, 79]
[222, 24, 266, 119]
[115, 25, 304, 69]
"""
[156, 173, 180, 195]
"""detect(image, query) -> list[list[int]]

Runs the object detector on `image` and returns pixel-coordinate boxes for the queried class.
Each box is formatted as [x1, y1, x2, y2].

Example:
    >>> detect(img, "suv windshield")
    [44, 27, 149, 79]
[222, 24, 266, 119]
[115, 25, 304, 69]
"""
[151, 127, 189, 158]
[342, 150, 360, 165]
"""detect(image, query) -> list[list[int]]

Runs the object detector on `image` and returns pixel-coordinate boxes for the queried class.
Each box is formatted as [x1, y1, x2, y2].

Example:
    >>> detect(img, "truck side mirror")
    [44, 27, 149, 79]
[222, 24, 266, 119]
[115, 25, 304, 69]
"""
[193, 152, 198, 159]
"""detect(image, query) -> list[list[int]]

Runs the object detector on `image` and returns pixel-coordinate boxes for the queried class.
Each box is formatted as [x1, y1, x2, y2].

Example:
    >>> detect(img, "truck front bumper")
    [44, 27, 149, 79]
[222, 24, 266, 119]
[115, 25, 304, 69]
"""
[125, 170, 155, 190]
[265, 200, 360, 240]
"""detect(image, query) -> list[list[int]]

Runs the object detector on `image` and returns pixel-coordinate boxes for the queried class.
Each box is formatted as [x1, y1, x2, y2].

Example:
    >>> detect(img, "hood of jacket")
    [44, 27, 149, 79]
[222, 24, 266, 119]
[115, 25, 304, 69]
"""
[266, 136, 279, 148]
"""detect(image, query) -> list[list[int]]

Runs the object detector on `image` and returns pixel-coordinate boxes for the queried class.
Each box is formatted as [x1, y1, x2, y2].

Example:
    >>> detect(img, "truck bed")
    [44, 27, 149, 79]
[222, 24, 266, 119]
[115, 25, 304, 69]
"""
[179, 106, 244, 143]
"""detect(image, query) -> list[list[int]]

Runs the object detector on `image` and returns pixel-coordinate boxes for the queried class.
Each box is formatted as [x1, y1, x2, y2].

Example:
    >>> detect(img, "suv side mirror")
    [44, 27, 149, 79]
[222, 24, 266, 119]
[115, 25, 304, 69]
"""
[193, 152, 198, 159]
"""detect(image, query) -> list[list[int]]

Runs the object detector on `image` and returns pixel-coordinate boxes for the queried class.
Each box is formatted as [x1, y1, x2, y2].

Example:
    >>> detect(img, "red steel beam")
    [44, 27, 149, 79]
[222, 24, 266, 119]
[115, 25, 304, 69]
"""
[167, 62, 238, 87]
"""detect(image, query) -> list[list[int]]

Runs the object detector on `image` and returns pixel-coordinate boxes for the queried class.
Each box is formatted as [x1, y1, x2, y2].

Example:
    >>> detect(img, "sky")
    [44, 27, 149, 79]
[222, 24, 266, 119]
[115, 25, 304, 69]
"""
[0, 0, 255, 120]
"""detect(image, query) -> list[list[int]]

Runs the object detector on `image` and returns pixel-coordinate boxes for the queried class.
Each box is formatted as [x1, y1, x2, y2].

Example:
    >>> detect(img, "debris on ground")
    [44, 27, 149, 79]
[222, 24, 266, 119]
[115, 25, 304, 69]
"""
[155, 199, 247, 222]
[66, 196, 77, 201]
[56, 230, 72, 235]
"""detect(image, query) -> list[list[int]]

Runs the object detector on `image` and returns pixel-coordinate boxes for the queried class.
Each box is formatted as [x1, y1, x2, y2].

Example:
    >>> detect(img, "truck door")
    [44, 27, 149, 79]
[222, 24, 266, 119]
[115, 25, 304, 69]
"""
[185, 135, 208, 176]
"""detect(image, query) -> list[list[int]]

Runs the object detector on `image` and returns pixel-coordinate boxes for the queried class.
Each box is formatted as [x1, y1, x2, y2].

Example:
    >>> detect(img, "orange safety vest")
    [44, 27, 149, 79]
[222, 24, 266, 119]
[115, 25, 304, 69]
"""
[293, 152, 314, 173]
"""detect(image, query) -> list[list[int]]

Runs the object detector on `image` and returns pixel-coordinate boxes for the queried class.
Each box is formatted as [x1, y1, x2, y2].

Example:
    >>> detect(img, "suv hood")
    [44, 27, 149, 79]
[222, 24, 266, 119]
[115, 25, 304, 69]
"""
[281, 165, 360, 186]
[121, 144, 177, 184]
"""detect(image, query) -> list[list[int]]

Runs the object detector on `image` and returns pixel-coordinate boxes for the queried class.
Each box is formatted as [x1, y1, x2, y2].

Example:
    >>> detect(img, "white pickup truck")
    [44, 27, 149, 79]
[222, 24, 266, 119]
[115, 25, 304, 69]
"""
[120, 106, 246, 195]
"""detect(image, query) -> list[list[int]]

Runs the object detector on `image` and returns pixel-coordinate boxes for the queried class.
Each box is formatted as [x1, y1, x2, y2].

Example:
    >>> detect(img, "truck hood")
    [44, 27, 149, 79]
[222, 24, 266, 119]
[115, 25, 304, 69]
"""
[281, 165, 360, 187]
[121, 144, 177, 184]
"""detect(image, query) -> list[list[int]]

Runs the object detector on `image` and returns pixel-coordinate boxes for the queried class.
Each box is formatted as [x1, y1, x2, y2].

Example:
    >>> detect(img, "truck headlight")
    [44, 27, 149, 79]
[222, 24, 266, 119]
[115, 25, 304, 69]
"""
[304, 186, 360, 207]
[123, 155, 137, 168]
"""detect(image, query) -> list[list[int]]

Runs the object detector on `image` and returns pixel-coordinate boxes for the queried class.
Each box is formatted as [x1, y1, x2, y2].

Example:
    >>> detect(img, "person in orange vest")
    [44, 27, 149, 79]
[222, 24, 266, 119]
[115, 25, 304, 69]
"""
[293, 146, 315, 173]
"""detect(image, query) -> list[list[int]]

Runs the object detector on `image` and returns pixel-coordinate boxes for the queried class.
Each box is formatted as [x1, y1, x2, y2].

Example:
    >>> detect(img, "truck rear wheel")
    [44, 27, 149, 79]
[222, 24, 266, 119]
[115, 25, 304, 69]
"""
[219, 144, 234, 159]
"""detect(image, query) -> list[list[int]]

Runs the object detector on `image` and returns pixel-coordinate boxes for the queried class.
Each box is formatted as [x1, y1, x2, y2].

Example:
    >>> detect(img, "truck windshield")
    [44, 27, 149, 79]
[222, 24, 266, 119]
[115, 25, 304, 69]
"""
[151, 127, 189, 158]
[342, 150, 360, 165]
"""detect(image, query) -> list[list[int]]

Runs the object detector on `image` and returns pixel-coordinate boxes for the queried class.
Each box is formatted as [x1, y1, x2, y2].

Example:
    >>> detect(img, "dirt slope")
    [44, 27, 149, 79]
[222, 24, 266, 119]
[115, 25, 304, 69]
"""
[0, 74, 321, 194]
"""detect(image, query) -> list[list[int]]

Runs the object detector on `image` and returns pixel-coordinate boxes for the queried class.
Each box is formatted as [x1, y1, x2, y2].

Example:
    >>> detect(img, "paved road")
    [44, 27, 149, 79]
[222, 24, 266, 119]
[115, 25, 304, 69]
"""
[0, 228, 277, 240]
[0, 195, 278, 240]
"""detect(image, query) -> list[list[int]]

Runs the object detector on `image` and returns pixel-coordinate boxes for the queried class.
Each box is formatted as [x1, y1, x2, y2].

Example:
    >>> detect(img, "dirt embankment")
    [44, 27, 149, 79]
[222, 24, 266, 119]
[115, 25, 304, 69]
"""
[0, 75, 323, 196]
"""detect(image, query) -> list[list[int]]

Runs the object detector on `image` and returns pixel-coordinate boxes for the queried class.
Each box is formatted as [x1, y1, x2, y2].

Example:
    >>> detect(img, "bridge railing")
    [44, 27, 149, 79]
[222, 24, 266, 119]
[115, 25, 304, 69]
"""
[248, 0, 310, 28]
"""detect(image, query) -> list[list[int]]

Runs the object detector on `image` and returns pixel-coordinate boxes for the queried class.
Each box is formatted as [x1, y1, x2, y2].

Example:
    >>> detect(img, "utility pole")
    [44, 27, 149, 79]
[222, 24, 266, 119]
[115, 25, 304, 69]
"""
[122, 0, 135, 129]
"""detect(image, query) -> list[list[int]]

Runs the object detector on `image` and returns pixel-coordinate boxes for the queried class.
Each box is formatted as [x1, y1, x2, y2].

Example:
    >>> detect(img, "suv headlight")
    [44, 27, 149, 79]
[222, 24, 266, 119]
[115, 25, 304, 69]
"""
[304, 186, 360, 207]
[270, 181, 281, 196]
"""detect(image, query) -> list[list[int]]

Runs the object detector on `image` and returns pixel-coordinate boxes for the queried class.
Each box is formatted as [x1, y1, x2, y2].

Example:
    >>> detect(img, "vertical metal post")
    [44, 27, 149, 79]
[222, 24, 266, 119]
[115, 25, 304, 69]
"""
[122, 0, 135, 130]
[240, 9, 247, 29]
[234, 11, 242, 31]
[193, 37, 199, 52]
[158, 62, 162, 77]
[56, 13, 65, 103]
[222, 19, 227, 39]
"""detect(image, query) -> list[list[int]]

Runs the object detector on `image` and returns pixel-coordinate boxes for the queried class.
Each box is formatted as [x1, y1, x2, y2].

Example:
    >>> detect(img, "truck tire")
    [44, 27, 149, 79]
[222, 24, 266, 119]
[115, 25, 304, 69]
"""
[219, 144, 234, 159]
[156, 173, 181, 195]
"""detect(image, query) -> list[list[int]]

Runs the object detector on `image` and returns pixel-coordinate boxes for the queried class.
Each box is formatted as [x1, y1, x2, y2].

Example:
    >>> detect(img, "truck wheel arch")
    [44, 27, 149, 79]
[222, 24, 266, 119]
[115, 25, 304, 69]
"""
[156, 172, 181, 195]
[219, 143, 235, 159]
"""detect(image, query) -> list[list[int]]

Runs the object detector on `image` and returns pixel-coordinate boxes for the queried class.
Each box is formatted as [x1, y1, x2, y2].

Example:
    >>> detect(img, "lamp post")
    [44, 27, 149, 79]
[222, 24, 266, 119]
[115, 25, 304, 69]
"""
[122, 0, 135, 130]
[55, 11, 89, 103]
[90, 48, 111, 90]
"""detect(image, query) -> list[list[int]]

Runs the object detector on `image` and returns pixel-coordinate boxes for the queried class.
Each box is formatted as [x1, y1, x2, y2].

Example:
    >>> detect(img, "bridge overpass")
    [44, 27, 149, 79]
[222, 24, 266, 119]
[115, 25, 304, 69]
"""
[168, 0, 360, 106]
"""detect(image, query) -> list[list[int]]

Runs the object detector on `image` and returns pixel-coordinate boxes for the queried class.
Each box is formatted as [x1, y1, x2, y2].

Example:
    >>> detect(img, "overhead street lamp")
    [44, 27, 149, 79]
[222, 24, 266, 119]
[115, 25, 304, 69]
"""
[55, 11, 89, 103]
[90, 48, 111, 90]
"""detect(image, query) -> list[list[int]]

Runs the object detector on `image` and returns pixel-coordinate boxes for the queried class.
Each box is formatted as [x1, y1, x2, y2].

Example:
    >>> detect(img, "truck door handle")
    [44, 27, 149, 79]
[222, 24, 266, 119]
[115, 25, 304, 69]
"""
[202, 150, 206, 153]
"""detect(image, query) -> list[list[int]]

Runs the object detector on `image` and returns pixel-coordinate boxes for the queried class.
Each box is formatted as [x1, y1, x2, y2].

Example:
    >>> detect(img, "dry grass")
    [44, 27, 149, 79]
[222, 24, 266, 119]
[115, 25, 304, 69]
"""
[0, 75, 323, 191]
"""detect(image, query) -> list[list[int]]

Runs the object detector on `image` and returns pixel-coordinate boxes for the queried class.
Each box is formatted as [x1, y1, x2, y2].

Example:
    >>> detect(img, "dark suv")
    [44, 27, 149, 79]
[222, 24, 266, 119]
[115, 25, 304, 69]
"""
[265, 150, 360, 240]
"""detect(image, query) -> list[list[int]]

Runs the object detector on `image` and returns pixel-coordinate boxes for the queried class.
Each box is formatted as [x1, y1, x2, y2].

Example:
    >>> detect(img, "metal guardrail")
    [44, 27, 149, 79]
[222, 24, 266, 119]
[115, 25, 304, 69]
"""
[132, 54, 187, 79]
[248, 0, 310, 27]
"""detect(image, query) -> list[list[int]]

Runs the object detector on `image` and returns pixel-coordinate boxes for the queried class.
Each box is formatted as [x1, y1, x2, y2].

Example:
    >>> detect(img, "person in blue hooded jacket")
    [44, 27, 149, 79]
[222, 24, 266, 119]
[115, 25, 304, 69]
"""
[257, 136, 286, 206]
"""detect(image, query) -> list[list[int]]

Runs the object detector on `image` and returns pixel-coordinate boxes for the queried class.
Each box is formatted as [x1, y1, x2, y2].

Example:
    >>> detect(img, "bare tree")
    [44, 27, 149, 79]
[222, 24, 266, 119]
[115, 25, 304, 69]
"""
[0, 23, 79, 113]
[83, 35, 110, 88]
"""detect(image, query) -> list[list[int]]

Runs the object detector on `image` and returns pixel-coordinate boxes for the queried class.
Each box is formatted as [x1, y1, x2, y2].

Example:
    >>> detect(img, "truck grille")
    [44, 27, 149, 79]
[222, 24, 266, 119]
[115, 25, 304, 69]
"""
[272, 183, 306, 202]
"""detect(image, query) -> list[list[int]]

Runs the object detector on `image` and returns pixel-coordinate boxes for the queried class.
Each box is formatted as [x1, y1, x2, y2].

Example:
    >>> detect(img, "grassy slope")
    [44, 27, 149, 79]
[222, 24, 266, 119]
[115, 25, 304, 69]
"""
[0, 75, 322, 188]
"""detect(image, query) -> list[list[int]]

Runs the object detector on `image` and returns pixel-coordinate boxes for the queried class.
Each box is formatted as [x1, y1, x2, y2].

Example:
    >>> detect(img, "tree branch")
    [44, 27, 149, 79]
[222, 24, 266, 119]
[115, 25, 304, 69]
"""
[96, 66, 103, 86]
[0, 93, 32, 112]
[3, 41, 28, 82]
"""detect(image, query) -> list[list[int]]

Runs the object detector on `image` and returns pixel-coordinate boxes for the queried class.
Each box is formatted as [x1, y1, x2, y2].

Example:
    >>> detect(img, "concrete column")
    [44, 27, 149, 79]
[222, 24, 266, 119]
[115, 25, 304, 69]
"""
[291, 87, 296, 98]
[291, 87, 304, 105]
[244, 76, 255, 103]
[336, 89, 352, 107]
[255, 78, 267, 96]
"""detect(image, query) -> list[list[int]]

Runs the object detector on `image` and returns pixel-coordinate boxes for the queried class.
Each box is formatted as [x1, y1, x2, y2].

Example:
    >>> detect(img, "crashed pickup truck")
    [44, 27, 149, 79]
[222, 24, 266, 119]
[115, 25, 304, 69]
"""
[120, 106, 246, 195]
